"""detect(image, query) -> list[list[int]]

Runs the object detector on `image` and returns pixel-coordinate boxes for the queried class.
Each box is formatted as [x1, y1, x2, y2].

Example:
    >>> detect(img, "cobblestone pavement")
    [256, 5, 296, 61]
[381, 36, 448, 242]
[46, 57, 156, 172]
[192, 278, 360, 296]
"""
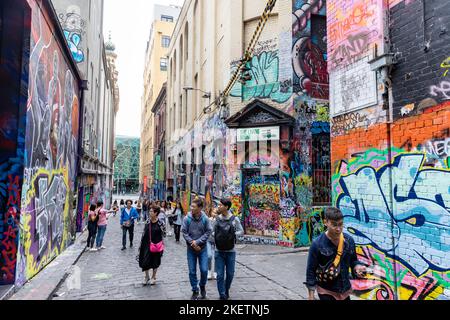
[52, 214, 310, 300]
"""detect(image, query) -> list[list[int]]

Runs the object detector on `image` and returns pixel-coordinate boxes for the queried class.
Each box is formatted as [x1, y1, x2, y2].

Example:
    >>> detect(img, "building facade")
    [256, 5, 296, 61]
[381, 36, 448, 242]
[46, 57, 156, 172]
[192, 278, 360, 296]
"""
[151, 83, 168, 200]
[166, 0, 331, 246]
[328, 0, 450, 300]
[51, 0, 118, 232]
[140, 4, 181, 200]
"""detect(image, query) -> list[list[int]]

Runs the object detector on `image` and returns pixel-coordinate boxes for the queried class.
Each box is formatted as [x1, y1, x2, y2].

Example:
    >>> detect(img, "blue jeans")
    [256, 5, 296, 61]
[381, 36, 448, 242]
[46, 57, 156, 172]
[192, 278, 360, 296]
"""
[96, 225, 107, 247]
[215, 251, 236, 298]
[207, 242, 216, 271]
[187, 246, 208, 292]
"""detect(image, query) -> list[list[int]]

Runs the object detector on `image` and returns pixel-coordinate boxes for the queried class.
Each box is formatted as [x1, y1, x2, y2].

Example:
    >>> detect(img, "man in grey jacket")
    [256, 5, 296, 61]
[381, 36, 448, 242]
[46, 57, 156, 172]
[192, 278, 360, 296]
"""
[213, 198, 244, 300]
[182, 198, 212, 300]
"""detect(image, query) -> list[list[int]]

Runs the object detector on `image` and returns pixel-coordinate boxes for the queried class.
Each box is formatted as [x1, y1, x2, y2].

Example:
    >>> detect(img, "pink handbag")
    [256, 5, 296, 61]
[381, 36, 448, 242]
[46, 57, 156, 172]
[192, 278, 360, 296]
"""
[149, 222, 164, 253]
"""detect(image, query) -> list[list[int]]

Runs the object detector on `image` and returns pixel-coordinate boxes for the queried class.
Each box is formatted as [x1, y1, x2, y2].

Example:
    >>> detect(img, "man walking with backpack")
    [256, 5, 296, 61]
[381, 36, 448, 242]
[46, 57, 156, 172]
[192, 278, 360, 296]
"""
[214, 198, 244, 300]
[181, 198, 212, 300]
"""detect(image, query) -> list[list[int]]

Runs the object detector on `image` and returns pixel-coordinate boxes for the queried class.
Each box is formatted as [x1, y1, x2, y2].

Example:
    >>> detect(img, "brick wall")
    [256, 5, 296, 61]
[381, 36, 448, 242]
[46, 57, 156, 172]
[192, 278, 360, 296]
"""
[330, 0, 450, 300]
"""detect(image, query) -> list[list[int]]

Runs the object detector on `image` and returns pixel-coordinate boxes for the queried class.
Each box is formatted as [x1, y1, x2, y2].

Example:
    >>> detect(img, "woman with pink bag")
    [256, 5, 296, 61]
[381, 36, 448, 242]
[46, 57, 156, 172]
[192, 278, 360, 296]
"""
[138, 206, 166, 286]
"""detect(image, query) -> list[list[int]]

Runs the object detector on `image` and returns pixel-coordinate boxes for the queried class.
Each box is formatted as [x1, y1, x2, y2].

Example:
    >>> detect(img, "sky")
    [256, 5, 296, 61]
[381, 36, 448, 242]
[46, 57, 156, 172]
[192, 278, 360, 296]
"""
[103, 0, 185, 138]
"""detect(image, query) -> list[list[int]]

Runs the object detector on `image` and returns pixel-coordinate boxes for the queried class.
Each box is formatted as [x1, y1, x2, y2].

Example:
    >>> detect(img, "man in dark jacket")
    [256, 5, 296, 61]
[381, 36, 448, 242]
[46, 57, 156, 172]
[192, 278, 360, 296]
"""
[181, 198, 212, 300]
[305, 207, 368, 300]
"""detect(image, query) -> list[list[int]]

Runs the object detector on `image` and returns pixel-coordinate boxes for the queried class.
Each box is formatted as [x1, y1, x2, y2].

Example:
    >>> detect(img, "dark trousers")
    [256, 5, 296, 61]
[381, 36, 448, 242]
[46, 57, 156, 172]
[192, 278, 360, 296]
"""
[318, 294, 351, 300]
[122, 224, 135, 248]
[173, 224, 181, 241]
[87, 224, 97, 248]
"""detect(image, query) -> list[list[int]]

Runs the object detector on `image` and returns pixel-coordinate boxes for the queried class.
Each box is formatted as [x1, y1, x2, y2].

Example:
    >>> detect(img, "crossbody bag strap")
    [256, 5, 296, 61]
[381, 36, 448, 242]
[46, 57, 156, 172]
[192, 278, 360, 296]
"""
[332, 233, 345, 267]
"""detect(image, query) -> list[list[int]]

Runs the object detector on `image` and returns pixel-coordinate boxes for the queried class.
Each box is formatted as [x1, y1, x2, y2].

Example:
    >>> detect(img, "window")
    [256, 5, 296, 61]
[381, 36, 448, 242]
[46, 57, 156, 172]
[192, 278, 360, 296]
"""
[161, 36, 170, 48]
[312, 132, 331, 205]
[160, 57, 167, 71]
[161, 15, 173, 22]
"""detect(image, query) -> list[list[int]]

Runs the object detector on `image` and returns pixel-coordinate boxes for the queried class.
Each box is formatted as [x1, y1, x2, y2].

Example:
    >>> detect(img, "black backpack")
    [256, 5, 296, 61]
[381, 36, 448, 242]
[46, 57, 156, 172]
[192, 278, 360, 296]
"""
[214, 216, 236, 251]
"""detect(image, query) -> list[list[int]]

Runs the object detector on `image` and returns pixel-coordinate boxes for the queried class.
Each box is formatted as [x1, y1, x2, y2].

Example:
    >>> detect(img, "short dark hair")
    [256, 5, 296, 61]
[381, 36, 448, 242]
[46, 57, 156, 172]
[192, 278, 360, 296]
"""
[324, 207, 343, 221]
[151, 206, 161, 215]
[126, 200, 133, 205]
[96, 200, 104, 207]
[192, 198, 204, 208]
[89, 204, 97, 211]
[220, 198, 232, 210]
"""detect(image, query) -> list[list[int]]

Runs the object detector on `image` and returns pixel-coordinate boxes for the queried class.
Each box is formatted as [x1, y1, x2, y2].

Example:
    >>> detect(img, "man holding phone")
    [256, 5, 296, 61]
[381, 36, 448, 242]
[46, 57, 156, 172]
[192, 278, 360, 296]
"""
[182, 198, 212, 300]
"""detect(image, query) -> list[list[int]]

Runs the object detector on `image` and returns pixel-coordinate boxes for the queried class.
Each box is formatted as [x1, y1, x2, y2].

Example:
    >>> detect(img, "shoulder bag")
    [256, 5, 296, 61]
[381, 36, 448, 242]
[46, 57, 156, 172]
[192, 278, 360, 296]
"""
[316, 233, 344, 283]
[149, 221, 165, 253]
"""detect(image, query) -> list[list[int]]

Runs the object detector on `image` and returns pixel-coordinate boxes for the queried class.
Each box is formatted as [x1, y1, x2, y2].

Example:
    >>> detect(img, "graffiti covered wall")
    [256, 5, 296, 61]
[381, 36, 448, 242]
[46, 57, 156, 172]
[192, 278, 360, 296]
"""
[15, 0, 81, 286]
[329, 0, 450, 300]
[0, 0, 30, 285]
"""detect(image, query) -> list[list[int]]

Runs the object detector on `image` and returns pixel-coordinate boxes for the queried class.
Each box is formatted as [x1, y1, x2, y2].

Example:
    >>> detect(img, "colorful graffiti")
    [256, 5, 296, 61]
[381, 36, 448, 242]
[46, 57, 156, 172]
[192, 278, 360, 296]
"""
[327, 0, 381, 71]
[333, 146, 450, 300]
[58, 5, 85, 63]
[16, 0, 80, 286]
[0, 0, 29, 284]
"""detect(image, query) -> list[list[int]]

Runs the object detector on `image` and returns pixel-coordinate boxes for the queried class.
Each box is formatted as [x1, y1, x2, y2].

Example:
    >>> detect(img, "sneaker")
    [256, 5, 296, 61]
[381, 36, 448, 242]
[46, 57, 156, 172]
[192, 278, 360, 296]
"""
[200, 286, 207, 299]
[100, 246, 106, 250]
[191, 291, 199, 300]
[90, 248, 97, 252]
[213, 272, 217, 280]
[121, 247, 126, 251]
[207, 271, 213, 280]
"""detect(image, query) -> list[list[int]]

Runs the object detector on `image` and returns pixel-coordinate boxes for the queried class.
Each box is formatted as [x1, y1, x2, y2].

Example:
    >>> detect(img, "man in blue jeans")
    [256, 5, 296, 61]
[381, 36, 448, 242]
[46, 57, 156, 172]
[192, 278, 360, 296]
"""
[120, 200, 139, 250]
[213, 198, 244, 300]
[181, 198, 212, 300]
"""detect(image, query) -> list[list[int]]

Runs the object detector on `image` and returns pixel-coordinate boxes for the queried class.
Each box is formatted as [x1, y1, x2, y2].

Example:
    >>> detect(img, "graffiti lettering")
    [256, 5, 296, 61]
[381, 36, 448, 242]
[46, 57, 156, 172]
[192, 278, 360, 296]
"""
[331, 112, 368, 136]
[58, 6, 86, 63]
[441, 57, 450, 77]
[430, 81, 450, 100]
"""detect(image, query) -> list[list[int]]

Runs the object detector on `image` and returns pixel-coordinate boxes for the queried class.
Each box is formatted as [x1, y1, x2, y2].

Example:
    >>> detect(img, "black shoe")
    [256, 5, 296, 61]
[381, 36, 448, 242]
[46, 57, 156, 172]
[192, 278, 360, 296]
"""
[130, 244, 133, 248]
[191, 291, 199, 300]
[225, 290, 230, 299]
[121, 247, 126, 250]
[200, 286, 207, 299]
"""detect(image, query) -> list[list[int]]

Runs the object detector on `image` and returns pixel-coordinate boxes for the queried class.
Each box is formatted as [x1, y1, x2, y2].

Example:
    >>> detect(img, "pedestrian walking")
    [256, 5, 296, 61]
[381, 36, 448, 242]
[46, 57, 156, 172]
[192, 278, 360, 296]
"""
[162, 200, 173, 236]
[120, 199, 139, 250]
[142, 200, 149, 223]
[120, 199, 125, 211]
[207, 207, 217, 280]
[181, 198, 212, 300]
[95, 200, 109, 250]
[138, 206, 166, 286]
[111, 200, 119, 217]
[136, 200, 142, 223]
[213, 198, 244, 300]
[171, 201, 185, 243]
[87, 204, 98, 251]
[305, 207, 368, 300]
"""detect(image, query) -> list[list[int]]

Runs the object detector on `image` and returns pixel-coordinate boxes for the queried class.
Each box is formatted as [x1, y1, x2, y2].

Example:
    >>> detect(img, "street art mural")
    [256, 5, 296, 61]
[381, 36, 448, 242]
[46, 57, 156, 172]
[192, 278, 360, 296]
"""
[292, 0, 329, 99]
[15, 0, 81, 286]
[113, 137, 140, 193]
[327, 0, 382, 71]
[230, 38, 292, 104]
[0, 0, 29, 284]
[58, 5, 85, 64]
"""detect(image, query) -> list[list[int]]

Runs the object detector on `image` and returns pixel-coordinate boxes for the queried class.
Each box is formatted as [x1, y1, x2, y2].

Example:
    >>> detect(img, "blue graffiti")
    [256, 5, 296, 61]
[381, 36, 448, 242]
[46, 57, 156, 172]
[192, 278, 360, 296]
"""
[337, 153, 450, 276]
[64, 31, 84, 63]
[311, 121, 330, 134]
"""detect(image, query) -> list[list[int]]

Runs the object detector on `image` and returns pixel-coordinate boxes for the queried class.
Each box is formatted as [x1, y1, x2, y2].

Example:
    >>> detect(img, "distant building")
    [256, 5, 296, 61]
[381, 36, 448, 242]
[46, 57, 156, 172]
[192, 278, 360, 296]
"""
[140, 4, 181, 200]
[114, 136, 140, 195]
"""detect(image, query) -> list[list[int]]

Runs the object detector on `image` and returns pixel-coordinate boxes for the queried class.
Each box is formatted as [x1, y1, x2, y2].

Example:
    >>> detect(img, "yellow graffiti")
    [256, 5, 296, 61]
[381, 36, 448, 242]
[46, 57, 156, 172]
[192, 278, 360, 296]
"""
[17, 167, 71, 282]
[441, 57, 450, 77]
[279, 218, 300, 243]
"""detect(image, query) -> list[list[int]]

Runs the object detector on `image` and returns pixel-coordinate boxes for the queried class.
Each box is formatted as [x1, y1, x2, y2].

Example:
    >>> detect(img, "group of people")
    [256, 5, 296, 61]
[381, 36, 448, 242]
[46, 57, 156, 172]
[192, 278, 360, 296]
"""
[87, 195, 370, 301]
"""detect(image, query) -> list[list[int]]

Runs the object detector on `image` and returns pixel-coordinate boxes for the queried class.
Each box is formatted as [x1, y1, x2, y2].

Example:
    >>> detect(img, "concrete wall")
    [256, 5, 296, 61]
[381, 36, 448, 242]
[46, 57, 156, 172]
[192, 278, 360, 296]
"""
[330, 0, 450, 300]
